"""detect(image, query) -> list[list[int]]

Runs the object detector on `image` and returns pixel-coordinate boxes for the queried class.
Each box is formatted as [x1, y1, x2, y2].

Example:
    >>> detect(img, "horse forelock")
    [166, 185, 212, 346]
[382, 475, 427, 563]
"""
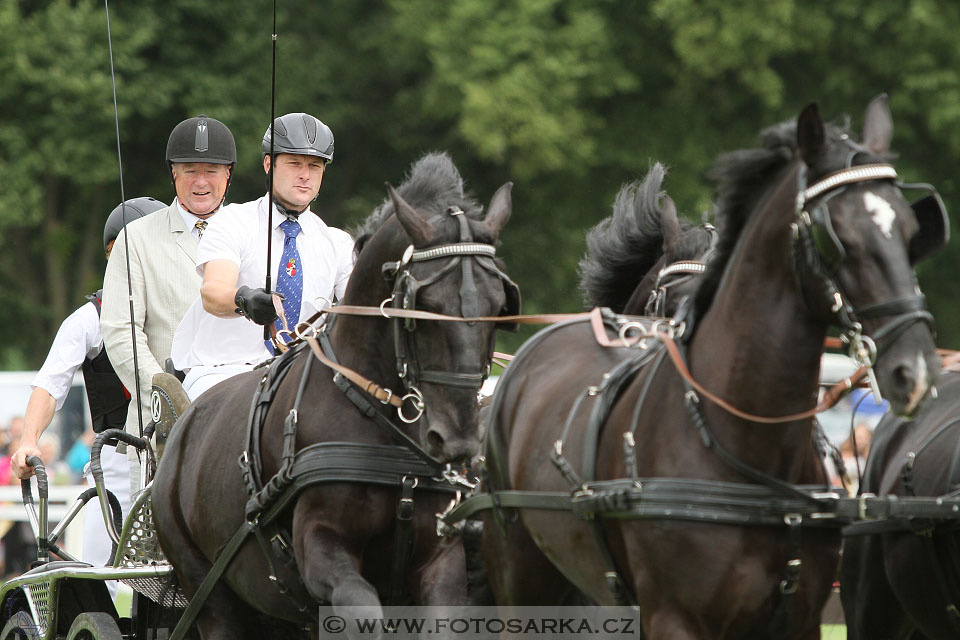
[351, 152, 484, 254]
[692, 117, 883, 318]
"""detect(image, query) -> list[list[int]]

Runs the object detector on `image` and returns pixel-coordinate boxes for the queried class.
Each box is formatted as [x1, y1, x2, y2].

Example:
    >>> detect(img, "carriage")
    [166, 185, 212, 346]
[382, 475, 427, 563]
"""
[3, 97, 960, 640]
[0, 438, 190, 640]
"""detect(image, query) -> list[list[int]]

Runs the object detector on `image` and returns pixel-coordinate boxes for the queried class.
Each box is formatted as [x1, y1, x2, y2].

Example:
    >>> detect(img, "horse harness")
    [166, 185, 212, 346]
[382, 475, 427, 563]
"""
[790, 159, 948, 395]
[643, 223, 718, 316]
[169, 215, 519, 639]
[441, 162, 951, 635]
[383, 206, 520, 420]
[843, 409, 960, 630]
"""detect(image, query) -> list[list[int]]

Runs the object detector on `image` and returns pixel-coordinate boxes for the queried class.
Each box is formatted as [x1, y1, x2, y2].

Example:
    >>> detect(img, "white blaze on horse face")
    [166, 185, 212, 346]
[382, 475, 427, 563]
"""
[864, 191, 896, 238]
[905, 352, 931, 415]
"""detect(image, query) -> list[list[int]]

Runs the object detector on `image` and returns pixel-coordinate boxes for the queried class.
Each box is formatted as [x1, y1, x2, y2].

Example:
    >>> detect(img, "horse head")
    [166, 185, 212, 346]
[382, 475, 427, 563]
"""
[792, 95, 944, 417]
[340, 153, 517, 463]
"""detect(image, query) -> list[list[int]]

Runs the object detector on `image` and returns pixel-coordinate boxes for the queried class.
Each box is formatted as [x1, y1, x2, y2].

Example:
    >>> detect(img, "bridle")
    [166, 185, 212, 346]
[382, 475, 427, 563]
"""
[380, 206, 520, 422]
[790, 158, 948, 377]
[644, 223, 718, 316]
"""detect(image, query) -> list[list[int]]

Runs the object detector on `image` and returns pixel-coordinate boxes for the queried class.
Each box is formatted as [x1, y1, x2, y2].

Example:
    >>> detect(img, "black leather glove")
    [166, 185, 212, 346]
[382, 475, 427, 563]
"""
[234, 286, 280, 325]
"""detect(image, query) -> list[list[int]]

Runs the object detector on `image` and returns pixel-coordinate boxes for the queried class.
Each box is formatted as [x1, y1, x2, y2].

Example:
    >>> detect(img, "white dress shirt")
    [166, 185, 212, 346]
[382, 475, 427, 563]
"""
[171, 195, 355, 372]
[32, 302, 101, 407]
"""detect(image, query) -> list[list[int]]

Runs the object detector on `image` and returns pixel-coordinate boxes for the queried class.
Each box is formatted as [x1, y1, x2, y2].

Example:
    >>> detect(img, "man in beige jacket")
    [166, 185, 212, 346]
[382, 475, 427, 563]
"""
[101, 115, 235, 494]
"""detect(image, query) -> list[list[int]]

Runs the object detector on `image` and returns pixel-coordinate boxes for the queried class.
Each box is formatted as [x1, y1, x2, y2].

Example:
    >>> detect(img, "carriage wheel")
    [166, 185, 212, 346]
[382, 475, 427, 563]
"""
[65, 612, 123, 640]
[0, 609, 42, 639]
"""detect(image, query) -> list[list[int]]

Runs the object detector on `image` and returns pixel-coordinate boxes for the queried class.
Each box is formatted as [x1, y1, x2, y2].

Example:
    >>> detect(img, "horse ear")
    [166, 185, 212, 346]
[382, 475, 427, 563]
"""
[482, 182, 513, 240]
[659, 195, 682, 254]
[796, 102, 825, 166]
[387, 182, 434, 247]
[863, 93, 893, 154]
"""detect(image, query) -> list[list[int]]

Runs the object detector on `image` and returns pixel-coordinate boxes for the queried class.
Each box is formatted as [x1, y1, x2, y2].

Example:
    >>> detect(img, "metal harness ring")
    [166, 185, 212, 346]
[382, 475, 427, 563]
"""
[618, 321, 649, 348]
[379, 296, 395, 318]
[398, 387, 425, 424]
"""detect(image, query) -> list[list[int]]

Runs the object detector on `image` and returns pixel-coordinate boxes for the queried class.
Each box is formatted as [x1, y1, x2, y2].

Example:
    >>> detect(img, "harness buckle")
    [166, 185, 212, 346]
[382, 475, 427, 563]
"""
[858, 492, 878, 520]
[831, 292, 844, 313]
[379, 388, 393, 405]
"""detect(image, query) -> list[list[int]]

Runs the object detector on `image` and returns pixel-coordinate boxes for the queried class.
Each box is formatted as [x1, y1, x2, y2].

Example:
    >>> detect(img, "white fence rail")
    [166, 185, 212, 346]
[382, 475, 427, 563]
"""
[0, 484, 90, 558]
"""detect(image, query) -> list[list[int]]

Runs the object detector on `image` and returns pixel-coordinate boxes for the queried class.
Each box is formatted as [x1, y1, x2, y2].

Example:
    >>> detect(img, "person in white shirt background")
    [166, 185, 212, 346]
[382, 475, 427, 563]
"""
[11, 196, 164, 592]
[172, 112, 354, 401]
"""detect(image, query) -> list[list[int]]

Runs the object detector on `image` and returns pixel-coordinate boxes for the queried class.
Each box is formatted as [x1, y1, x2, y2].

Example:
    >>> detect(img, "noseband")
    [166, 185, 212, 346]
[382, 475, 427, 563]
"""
[791, 161, 941, 373]
[381, 207, 519, 421]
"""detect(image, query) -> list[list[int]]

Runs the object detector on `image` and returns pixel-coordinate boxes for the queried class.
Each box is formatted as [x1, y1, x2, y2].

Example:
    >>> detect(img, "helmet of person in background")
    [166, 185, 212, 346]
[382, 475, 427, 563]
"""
[261, 113, 334, 164]
[165, 115, 237, 178]
[103, 196, 166, 250]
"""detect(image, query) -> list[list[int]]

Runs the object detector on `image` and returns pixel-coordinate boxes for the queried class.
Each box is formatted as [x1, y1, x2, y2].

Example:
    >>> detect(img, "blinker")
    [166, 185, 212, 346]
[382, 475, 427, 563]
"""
[808, 202, 845, 274]
[905, 187, 950, 264]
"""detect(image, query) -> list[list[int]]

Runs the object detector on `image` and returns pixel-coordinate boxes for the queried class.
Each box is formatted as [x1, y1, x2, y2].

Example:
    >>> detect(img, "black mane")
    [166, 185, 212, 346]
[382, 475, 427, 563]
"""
[578, 163, 712, 312]
[352, 152, 483, 255]
[579, 164, 663, 310]
[692, 119, 859, 316]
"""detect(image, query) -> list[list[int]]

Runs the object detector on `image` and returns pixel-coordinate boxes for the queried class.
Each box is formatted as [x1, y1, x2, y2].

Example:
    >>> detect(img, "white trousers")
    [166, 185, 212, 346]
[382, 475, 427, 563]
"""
[182, 364, 255, 402]
[82, 445, 131, 597]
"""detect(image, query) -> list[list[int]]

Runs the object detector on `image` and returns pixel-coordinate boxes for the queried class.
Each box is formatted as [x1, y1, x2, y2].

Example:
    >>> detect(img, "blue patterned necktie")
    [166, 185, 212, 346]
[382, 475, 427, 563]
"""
[274, 219, 303, 331]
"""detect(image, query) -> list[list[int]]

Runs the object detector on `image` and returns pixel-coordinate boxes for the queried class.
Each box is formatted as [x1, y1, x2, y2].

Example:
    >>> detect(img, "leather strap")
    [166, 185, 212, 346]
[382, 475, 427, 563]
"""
[168, 521, 256, 640]
[660, 334, 867, 424]
[303, 335, 405, 409]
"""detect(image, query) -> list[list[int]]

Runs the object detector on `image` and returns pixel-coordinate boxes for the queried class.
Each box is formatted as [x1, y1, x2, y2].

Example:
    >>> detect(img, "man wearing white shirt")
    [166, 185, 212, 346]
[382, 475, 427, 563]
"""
[172, 112, 354, 400]
[11, 197, 163, 588]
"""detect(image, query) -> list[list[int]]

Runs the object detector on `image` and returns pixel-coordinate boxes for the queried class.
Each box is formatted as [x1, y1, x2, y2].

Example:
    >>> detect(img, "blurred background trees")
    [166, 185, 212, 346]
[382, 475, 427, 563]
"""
[3, 0, 960, 366]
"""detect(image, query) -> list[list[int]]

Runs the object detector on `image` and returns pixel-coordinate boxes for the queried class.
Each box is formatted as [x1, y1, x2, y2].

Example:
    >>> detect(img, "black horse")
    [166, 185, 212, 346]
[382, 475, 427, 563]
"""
[481, 96, 940, 639]
[578, 162, 716, 317]
[152, 152, 517, 639]
[840, 368, 960, 640]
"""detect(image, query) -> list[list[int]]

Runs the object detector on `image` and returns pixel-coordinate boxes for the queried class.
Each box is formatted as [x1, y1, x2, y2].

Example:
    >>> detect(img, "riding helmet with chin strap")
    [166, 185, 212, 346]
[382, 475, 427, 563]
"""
[103, 196, 165, 250]
[261, 113, 334, 163]
[165, 115, 237, 205]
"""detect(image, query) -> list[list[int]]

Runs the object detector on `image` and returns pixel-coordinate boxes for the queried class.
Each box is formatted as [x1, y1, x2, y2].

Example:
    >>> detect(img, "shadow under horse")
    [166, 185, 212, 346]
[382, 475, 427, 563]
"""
[840, 369, 960, 640]
[481, 96, 940, 639]
[578, 161, 717, 317]
[152, 153, 519, 639]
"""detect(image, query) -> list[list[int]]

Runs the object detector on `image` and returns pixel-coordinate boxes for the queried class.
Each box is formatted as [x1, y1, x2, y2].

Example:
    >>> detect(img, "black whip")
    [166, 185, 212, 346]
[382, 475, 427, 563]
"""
[104, 0, 144, 439]
[264, 0, 278, 342]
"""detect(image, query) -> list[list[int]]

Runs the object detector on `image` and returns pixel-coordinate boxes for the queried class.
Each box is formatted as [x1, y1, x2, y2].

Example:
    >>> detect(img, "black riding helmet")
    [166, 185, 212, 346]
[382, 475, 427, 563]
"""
[165, 115, 237, 207]
[103, 196, 165, 250]
[261, 113, 334, 163]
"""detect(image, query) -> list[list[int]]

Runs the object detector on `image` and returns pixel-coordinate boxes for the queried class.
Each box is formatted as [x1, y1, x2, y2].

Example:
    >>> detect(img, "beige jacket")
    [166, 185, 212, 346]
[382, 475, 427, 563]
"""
[100, 202, 201, 440]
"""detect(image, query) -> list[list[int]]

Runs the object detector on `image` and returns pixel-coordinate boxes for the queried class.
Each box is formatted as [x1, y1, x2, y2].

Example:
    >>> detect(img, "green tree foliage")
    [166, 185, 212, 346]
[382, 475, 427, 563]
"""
[2, 0, 960, 368]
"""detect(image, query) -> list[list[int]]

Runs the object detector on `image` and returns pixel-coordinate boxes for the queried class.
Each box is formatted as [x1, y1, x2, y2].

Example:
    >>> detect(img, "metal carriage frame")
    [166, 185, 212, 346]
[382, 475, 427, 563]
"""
[0, 438, 191, 640]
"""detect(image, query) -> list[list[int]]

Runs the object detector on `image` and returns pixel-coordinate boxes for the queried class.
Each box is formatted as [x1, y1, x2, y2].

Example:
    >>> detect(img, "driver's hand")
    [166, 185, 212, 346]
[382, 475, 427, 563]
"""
[11, 444, 41, 480]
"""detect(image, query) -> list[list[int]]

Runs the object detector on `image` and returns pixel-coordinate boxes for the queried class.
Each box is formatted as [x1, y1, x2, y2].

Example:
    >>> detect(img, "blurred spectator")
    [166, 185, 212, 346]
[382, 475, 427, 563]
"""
[839, 423, 873, 494]
[0, 417, 25, 486]
[65, 429, 95, 481]
[0, 416, 33, 578]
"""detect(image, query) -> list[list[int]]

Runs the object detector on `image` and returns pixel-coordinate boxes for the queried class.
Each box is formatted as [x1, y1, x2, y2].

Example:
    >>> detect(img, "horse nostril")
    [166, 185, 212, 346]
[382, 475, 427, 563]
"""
[892, 364, 916, 391]
[426, 428, 445, 453]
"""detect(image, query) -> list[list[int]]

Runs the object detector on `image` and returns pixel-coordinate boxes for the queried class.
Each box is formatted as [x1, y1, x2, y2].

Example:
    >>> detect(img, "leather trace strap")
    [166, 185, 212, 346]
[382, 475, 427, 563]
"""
[660, 334, 867, 424]
[302, 335, 404, 409]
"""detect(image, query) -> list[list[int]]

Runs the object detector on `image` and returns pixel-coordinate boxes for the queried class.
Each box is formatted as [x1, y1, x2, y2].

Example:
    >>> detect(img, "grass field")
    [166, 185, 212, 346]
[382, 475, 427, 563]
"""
[821, 624, 847, 638]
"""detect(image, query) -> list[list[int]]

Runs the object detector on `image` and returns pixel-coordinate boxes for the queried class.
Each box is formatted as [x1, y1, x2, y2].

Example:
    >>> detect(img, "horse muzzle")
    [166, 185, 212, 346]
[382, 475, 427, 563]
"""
[875, 341, 940, 418]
